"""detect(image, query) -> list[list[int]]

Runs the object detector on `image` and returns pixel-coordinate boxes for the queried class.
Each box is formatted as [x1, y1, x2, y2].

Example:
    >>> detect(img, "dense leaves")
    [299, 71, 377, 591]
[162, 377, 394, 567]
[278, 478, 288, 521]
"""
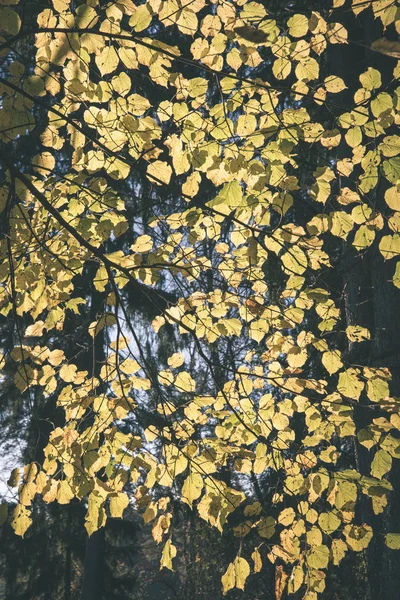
[0, 1, 400, 599]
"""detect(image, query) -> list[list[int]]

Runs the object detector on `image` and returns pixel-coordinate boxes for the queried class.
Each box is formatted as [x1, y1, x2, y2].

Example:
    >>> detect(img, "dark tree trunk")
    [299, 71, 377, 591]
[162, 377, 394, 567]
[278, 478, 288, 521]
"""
[80, 528, 106, 600]
[64, 506, 72, 600]
[79, 271, 107, 600]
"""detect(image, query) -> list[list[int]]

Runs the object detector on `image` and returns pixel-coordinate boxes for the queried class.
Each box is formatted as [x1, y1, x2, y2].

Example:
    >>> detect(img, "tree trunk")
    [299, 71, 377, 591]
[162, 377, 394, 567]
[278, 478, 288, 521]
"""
[64, 506, 72, 600]
[79, 271, 107, 599]
[80, 528, 105, 600]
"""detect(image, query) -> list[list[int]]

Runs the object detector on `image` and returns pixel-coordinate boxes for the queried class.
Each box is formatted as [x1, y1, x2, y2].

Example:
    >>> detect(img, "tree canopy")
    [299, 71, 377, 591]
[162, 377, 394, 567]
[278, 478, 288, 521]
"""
[1, 0, 400, 598]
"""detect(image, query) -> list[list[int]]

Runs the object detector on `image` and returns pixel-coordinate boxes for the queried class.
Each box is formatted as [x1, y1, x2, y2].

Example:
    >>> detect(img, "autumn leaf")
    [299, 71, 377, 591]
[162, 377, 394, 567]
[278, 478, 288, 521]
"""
[222, 557, 250, 595]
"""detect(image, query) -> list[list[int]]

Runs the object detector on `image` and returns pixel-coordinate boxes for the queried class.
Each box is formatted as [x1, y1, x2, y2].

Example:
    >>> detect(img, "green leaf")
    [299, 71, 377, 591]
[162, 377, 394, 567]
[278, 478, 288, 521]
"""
[359, 67, 381, 90]
[385, 186, 400, 211]
[379, 234, 400, 260]
[371, 93, 392, 117]
[258, 516, 276, 538]
[0, 7, 21, 35]
[383, 158, 400, 184]
[207, 181, 243, 211]
[371, 450, 392, 480]
[366, 378, 390, 402]
[338, 368, 364, 400]
[295, 58, 319, 82]
[319, 512, 341, 534]
[307, 544, 329, 569]
[188, 78, 208, 98]
[353, 225, 375, 250]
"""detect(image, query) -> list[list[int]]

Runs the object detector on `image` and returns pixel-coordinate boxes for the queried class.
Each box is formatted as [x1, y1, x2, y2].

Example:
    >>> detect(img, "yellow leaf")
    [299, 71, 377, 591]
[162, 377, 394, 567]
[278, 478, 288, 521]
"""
[273, 57, 291, 80]
[11, 504, 32, 538]
[222, 557, 250, 595]
[359, 67, 381, 90]
[147, 161, 172, 185]
[343, 524, 372, 551]
[371, 93, 392, 118]
[33, 152, 55, 176]
[278, 507, 296, 526]
[385, 186, 400, 211]
[160, 538, 177, 570]
[324, 75, 347, 93]
[188, 77, 208, 98]
[129, 4, 152, 31]
[85, 494, 106, 536]
[295, 57, 319, 82]
[236, 114, 257, 136]
[385, 533, 400, 549]
[110, 492, 129, 518]
[322, 350, 343, 375]
[175, 371, 196, 392]
[167, 352, 185, 368]
[281, 247, 308, 275]
[181, 472, 203, 507]
[393, 262, 400, 288]
[380, 137, 400, 158]
[275, 565, 288, 600]
[75, 5, 98, 29]
[331, 538, 347, 565]
[287, 564, 304, 594]
[57, 480, 74, 504]
[252, 548, 262, 573]
[234, 26, 268, 44]
[130, 234, 153, 253]
[119, 358, 141, 375]
[207, 181, 243, 211]
[271, 412, 289, 431]
[59, 364, 78, 383]
[95, 46, 119, 76]
[287, 14, 309, 38]
[346, 325, 370, 342]
[25, 320, 45, 337]
[353, 225, 375, 250]
[287, 347, 308, 368]
[345, 127, 362, 148]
